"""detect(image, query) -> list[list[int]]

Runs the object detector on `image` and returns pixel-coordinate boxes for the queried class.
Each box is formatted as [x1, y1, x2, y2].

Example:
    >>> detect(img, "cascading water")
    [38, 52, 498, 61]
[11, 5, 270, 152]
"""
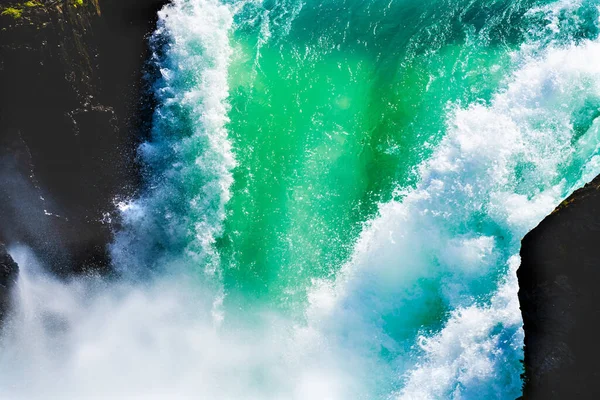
[2, 0, 600, 398]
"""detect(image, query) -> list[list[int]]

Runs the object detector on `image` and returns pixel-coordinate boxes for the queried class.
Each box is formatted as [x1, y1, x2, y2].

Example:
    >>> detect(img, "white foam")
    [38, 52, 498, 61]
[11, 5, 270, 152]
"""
[397, 257, 524, 399]
[0, 246, 367, 400]
[303, 22, 600, 400]
[110, 0, 236, 279]
[2, 1, 600, 399]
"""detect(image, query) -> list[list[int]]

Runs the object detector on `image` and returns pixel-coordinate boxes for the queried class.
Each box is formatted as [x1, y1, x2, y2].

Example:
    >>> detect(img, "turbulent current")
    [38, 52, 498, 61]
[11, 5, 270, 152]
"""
[3, 0, 600, 398]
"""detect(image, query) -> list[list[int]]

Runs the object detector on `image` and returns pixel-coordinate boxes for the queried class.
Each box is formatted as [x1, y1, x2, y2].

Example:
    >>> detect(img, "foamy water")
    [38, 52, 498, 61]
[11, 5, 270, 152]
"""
[2, 0, 600, 398]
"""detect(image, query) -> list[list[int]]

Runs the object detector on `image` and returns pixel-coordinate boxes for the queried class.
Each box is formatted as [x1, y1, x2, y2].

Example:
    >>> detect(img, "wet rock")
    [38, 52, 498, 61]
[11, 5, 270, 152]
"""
[0, 0, 167, 275]
[0, 243, 17, 322]
[519, 173, 600, 399]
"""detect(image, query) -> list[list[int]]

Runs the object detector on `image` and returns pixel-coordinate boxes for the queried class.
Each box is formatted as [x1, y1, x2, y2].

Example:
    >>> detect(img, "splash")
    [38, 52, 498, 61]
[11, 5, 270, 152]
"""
[2, 0, 600, 399]
[110, 0, 236, 280]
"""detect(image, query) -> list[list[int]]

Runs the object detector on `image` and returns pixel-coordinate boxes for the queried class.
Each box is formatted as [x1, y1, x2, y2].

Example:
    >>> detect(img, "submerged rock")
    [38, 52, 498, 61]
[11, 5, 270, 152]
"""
[518, 173, 600, 399]
[0, 0, 167, 275]
[0, 243, 17, 322]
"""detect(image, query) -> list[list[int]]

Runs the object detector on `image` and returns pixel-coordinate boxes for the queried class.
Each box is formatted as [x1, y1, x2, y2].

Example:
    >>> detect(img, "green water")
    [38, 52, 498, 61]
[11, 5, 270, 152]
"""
[219, 0, 536, 310]
[95, 0, 600, 398]
[3, 0, 600, 398]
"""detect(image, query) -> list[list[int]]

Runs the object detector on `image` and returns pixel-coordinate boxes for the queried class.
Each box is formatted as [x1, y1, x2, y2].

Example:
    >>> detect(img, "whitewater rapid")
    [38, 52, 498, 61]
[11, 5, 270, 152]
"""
[1, 0, 600, 399]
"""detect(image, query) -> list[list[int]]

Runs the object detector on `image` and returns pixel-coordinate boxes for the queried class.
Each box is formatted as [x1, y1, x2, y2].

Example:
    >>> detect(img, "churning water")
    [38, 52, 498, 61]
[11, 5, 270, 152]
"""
[3, 0, 600, 398]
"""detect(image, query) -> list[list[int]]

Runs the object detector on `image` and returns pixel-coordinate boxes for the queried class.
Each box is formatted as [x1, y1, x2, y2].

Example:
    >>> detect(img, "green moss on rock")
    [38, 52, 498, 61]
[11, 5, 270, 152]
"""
[1, 7, 23, 19]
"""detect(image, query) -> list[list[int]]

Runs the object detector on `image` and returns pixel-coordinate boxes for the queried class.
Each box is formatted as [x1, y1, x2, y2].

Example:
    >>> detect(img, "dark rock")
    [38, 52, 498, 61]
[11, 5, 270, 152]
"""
[518, 173, 600, 399]
[0, 243, 18, 322]
[0, 0, 167, 276]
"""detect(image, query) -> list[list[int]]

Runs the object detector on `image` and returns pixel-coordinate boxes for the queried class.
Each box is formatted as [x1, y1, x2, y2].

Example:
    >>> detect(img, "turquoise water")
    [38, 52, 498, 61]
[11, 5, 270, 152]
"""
[2, 0, 600, 398]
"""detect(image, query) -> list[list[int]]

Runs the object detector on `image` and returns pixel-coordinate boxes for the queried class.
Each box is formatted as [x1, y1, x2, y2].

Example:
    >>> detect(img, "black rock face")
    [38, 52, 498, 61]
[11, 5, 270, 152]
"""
[0, 0, 167, 276]
[0, 243, 18, 322]
[519, 173, 600, 399]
